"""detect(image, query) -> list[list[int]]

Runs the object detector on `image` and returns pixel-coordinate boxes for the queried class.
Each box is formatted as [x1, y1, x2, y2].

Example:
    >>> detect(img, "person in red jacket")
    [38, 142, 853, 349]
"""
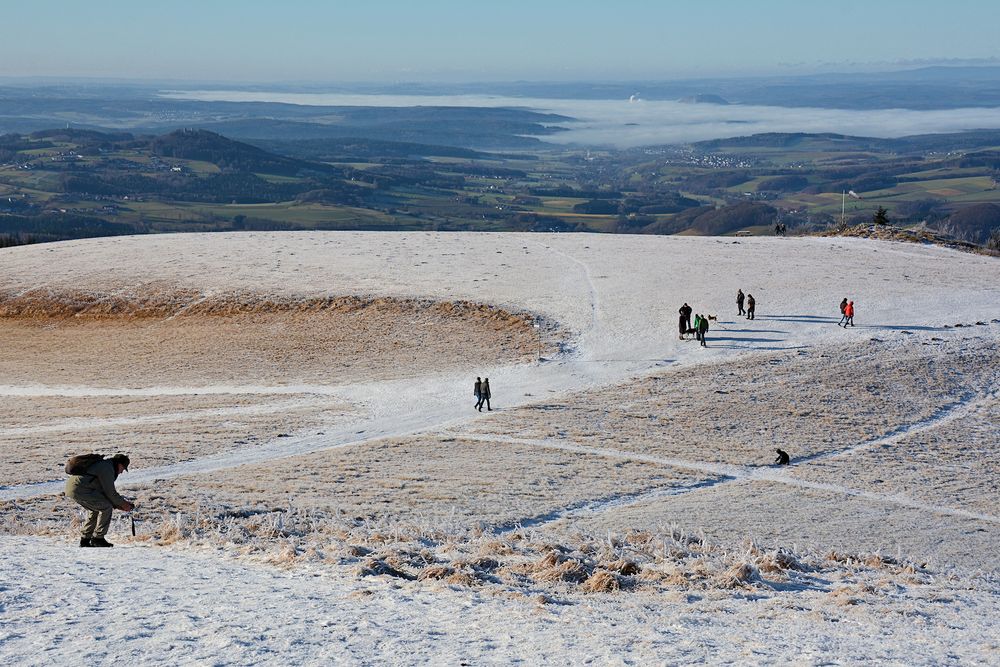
[842, 300, 855, 327]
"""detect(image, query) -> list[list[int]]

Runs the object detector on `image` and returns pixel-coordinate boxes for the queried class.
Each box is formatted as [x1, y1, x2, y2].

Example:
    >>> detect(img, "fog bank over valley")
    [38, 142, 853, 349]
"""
[164, 90, 1000, 147]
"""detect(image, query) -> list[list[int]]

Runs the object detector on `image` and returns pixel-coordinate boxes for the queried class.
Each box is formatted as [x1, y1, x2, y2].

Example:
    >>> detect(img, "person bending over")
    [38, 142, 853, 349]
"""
[65, 453, 134, 547]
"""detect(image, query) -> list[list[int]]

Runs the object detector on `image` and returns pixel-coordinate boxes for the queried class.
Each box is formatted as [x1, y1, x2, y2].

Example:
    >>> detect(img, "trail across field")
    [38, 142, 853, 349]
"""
[3, 232, 1000, 666]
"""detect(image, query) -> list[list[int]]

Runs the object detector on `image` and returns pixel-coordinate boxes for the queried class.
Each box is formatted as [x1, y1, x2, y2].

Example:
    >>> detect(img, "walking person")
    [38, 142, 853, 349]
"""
[693, 313, 703, 343]
[474, 377, 482, 410]
[746, 294, 756, 320]
[679, 303, 692, 339]
[65, 453, 134, 547]
[697, 313, 709, 347]
[478, 378, 492, 411]
[838, 298, 848, 326]
[843, 300, 855, 327]
[678, 312, 688, 340]
[737, 289, 745, 316]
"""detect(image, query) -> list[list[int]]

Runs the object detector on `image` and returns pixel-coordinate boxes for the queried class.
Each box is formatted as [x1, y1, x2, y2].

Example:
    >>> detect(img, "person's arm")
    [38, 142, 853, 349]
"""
[96, 463, 130, 509]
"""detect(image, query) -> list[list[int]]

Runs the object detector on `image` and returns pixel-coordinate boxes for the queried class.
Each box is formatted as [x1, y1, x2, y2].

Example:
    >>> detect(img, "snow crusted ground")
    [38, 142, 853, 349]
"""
[1, 231, 1000, 665]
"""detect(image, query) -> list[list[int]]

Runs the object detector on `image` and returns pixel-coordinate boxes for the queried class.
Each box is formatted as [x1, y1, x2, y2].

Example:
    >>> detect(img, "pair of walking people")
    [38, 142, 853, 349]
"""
[838, 298, 855, 327]
[473, 377, 492, 411]
[736, 290, 755, 319]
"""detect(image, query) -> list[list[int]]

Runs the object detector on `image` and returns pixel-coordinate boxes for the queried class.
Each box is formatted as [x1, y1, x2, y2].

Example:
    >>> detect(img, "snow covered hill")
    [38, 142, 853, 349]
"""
[2, 232, 999, 664]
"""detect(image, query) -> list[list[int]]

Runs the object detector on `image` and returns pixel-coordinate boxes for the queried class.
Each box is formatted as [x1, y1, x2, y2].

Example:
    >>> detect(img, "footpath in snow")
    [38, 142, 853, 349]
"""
[2, 232, 999, 500]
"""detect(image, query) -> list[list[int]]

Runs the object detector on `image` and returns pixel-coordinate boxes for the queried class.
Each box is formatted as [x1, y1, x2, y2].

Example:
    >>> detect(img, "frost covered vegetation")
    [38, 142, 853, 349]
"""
[1, 232, 999, 663]
[3, 505, 941, 603]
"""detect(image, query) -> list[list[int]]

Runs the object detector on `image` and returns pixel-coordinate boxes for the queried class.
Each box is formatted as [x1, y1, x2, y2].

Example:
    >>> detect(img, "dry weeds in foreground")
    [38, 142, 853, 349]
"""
[2, 504, 944, 607]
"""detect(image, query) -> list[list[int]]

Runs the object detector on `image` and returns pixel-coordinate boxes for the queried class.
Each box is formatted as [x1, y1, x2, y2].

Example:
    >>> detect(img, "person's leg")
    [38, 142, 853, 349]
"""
[485, 396, 491, 411]
[82, 510, 99, 539]
[93, 508, 114, 539]
[73, 494, 114, 540]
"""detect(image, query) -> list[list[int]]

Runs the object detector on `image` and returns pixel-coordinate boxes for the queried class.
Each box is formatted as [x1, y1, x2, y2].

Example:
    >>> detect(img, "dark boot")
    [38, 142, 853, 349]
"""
[80, 537, 92, 547]
[89, 537, 114, 547]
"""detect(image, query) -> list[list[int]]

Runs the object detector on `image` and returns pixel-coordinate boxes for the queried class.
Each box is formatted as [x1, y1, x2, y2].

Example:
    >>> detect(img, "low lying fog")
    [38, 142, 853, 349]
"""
[164, 90, 1000, 148]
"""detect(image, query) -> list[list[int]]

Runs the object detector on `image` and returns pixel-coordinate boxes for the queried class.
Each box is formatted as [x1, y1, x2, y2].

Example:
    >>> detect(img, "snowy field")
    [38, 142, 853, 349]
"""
[2, 231, 999, 665]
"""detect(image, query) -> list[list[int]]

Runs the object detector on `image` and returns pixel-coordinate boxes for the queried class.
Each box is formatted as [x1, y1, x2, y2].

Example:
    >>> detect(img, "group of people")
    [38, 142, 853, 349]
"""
[736, 289, 756, 320]
[677, 289, 760, 348]
[838, 298, 856, 327]
[677, 303, 711, 347]
[65, 288, 868, 549]
[473, 376, 492, 411]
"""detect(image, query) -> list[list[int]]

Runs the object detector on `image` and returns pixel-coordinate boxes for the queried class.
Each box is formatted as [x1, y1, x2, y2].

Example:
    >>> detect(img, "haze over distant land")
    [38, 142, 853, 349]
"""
[164, 88, 1000, 148]
[1, 0, 997, 82]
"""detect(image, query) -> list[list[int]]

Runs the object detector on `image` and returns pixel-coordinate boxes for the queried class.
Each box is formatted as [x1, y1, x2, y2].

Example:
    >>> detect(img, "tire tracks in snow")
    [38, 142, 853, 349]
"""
[543, 242, 600, 355]
[0, 384, 348, 398]
[0, 397, 348, 437]
[492, 476, 730, 534]
[455, 432, 1000, 527]
[802, 386, 999, 465]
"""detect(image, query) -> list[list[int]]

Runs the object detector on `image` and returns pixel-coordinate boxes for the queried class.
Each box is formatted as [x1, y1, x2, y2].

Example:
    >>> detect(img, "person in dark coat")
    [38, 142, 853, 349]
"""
[474, 377, 482, 409]
[678, 313, 688, 340]
[774, 449, 790, 465]
[478, 378, 492, 411]
[679, 303, 692, 339]
[65, 454, 134, 547]
[737, 289, 745, 316]
[697, 314, 709, 347]
[746, 294, 756, 320]
[838, 298, 848, 326]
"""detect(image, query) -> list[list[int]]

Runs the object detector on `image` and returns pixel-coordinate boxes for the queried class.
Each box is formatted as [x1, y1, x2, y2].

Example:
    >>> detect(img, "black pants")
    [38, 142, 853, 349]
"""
[738, 303, 744, 315]
[747, 309, 755, 320]
[477, 396, 491, 411]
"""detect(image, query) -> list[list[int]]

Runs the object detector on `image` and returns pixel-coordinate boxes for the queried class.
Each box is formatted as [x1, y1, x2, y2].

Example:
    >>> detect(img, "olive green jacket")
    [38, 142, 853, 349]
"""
[65, 459, 128, 509]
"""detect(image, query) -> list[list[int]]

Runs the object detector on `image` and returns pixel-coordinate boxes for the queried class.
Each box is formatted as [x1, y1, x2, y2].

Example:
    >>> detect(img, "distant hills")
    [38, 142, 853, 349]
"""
[693, 130, 1000, 156]
[2, 124, 998, 249]
[348, 66, 1000, 111]
[678, 94, 730, 105]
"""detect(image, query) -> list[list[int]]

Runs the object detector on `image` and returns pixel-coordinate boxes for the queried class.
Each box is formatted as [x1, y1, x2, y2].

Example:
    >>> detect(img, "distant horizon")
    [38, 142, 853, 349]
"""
[3, 61, 1000, 88]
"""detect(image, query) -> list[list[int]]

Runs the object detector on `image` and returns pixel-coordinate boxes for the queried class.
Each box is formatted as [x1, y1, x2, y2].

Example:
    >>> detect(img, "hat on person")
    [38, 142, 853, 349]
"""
[110, 454, 130, 471]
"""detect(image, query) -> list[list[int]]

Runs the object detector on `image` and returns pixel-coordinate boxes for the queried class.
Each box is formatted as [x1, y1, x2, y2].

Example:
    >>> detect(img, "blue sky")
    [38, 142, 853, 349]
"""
[3, 0, 998, 82]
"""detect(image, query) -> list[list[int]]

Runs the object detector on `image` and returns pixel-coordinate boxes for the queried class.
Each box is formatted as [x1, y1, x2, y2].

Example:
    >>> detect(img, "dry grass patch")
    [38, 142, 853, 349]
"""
[0, 289, 551, 387]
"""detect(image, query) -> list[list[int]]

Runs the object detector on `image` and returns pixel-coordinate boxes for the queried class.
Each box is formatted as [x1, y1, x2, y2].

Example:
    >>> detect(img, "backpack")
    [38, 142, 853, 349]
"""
[66, 453, 104, 476]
